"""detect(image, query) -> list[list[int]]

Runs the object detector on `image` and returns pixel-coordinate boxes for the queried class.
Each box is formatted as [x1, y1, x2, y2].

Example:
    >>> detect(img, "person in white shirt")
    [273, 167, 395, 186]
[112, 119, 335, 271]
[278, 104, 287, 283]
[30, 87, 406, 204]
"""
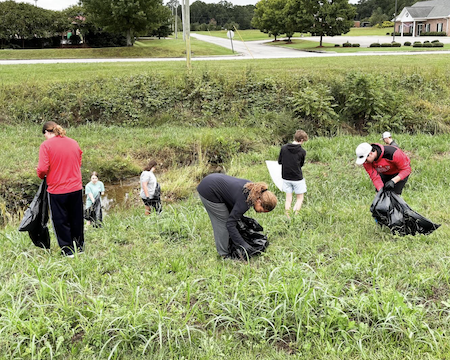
[140, 160, 161, 214]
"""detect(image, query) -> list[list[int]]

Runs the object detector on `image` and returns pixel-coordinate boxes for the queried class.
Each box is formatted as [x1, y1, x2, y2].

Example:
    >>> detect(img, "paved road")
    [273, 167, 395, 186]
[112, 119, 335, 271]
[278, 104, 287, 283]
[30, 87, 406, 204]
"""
[1, 33, 450, 65]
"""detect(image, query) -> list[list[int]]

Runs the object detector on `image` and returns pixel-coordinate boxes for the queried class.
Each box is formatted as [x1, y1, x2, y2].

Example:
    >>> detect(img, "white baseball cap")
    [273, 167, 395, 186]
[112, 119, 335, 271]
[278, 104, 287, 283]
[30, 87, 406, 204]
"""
[355, 142, 372, 165]
[382, 131, 391, 139]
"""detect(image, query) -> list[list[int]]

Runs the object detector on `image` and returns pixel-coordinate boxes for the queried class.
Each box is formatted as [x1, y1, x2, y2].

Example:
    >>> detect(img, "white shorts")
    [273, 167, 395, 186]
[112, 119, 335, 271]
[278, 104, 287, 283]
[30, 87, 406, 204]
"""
[282, 179, 307, 194]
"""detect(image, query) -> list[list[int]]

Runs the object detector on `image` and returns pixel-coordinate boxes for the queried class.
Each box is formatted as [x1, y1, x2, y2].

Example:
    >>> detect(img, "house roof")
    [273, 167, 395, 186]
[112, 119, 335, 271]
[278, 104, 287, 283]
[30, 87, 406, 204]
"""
[408, 0, 450, 18]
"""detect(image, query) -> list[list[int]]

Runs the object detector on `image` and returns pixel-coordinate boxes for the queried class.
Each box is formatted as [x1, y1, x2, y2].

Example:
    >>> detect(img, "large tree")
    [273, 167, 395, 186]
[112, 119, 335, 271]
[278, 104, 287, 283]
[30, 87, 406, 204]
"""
[0, 1, 57, 48]
[81, 0, 171, 46]
[252, 0, 292, 41]
[291, 0, 356, 46]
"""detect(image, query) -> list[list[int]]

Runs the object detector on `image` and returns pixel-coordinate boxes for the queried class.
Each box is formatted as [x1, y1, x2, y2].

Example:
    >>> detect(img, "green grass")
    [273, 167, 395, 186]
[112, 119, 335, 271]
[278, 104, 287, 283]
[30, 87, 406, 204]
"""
[267, 38, 450, 52]
[346, 26, 394, 36]
[0, 38, 232, 60]
[4, 54, 450, 86]
[194, 29, 305, 41]
[1, 128, 449, 358]
[194, 27, 395, 41]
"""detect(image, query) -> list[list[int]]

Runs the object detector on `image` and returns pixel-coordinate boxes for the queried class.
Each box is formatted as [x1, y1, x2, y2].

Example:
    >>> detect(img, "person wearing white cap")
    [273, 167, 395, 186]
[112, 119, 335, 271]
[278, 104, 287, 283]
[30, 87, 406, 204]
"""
[355, 142, 411, 195]
[381, 132, 398, 147]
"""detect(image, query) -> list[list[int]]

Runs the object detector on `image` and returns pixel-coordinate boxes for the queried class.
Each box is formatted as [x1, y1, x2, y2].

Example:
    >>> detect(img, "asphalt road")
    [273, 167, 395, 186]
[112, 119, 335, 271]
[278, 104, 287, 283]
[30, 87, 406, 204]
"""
[1, 33, 450, 65]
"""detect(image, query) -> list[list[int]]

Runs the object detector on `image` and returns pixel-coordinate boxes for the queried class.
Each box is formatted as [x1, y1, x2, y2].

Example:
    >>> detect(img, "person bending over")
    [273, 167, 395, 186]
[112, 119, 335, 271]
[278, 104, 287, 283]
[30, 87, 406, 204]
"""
[355, 142, 411, 195]
[197, 173, 277, 258]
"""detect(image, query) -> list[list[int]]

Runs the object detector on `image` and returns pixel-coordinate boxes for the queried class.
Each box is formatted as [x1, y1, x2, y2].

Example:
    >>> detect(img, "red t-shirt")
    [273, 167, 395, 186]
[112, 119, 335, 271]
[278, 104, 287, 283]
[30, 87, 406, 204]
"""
[37, 136, 83, 194]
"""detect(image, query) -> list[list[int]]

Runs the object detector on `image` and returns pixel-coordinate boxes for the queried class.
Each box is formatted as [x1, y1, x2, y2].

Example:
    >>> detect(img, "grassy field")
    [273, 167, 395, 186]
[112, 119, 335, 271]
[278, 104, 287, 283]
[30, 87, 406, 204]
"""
[194, 27, 395, 41]
[0, 38, 232, 60]
[347, 26, 394, 36]
[267, 38, 450, 52]
[193, 29, 305, 41]
[3, 54, 450, 86]
[1, 125, 449, 359]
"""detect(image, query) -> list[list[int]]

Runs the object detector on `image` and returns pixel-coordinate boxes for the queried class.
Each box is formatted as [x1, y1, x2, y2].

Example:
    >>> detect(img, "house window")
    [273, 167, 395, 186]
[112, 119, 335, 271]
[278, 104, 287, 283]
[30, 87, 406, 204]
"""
[437, 23, 443, 32]
[425, 23, 430, 32]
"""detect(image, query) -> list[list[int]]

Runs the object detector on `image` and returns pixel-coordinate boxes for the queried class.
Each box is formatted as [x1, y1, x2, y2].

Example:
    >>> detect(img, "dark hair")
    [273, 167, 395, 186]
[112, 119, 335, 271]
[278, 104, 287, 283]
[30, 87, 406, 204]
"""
[144, 160, 157, 171]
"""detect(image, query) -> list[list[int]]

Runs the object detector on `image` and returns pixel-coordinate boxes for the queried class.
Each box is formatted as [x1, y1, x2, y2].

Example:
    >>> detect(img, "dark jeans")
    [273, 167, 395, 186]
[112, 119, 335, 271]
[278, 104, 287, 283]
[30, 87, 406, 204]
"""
[380, 174, 409, 195]
[49, 190, 84, 256]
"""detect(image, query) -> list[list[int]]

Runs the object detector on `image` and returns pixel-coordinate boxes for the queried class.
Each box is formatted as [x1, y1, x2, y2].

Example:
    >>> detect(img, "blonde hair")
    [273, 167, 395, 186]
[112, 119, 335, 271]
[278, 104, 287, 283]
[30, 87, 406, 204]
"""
[42, 121, 66, 137]
[244, 182, 277, 211]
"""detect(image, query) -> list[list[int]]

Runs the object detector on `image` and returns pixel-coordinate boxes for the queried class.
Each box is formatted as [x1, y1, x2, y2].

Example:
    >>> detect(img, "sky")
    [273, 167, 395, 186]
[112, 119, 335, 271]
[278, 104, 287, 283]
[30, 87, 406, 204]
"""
[5, 0, 359, 11]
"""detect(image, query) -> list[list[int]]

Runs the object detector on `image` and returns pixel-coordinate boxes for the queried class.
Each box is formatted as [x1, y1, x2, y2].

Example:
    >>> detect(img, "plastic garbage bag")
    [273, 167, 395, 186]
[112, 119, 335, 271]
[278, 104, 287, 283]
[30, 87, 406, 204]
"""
[18, 179, 50, 249]
[147, 183, 162, 213]
[370, 189, 440, 236]
[228, 216, 269, 260]
[84, 194, 103, 227]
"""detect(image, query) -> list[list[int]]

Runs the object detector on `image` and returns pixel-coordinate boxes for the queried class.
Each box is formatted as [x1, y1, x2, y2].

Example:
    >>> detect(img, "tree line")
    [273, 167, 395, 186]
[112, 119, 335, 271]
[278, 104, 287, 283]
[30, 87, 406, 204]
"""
[0, 0, 171, 49]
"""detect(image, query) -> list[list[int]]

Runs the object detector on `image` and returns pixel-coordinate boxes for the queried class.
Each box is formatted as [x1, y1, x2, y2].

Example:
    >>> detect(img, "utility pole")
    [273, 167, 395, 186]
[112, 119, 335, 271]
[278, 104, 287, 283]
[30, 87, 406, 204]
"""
[184, 0, 191, 69]
[393, 0, 398, 43]
[181, 0, 185, 41]
[34, 0, 38, 6]
[174, 2, 178, 39]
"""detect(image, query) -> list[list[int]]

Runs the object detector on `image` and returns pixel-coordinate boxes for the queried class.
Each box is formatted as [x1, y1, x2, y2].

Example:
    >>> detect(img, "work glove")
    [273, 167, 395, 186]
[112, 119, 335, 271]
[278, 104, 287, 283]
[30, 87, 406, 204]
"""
[384, 180, 395, 191]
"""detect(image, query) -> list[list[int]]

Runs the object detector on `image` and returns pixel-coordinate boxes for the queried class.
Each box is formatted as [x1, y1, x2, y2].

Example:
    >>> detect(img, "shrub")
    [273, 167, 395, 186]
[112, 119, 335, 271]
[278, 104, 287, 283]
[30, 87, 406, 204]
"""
[290, 84, 339, 136]
[432, 42, 444, 47]
[342, 42, 351, 47]
[413, 41, 421, 44]
[404, 41, 411, 46]
[421, 31, 446, 36]
[352, 43, 360, 47]
[391, 42, 401, 47]
[413, 43, 423, 47]
[370, 43, 381, 47]
[392, 32, 412, 36]
[334, 44, 340, 47]
[381, 43, 392, 47]
[423, 43, 433, 47]
[431, 39, 440, 43]
[424, 40, 430, 43]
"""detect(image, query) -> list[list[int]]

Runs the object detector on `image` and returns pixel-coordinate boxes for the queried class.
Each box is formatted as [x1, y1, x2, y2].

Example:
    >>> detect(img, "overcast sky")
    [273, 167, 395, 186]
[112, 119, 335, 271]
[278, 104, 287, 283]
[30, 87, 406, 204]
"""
[5, 0, 359, 11]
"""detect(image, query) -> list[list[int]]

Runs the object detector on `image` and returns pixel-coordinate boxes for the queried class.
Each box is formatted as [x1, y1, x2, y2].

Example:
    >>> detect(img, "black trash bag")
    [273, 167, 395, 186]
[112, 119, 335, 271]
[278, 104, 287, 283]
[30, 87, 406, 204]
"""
[147, 183, 162, 213]
[84, 194, 103, 227]
[228, 216, 269, 260]
[370, 190, 440, 236]
[18, 179, 51, 249]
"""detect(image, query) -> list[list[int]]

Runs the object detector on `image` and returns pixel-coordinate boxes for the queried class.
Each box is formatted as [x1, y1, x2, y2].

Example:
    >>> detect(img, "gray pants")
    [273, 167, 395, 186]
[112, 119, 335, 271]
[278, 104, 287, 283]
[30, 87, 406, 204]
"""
[199, 194, 230, 257]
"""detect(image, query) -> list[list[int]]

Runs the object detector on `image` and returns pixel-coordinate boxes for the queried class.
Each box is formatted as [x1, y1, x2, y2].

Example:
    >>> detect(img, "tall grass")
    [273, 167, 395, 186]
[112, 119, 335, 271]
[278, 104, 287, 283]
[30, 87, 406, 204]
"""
[0, 134, 449, 358]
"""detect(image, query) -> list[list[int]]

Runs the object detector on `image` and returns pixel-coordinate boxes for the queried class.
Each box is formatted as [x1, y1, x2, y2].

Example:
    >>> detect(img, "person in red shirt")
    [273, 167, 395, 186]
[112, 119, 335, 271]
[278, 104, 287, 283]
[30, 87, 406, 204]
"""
[355, 142, 411, 195]
[37, 121, 84, 257]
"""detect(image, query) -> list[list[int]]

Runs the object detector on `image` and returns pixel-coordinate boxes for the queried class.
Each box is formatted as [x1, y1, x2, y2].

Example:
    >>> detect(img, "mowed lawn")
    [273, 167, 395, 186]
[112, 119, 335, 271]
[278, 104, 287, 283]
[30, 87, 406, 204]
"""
[267, 38, 450, 52]
[0, 38, 232, 60]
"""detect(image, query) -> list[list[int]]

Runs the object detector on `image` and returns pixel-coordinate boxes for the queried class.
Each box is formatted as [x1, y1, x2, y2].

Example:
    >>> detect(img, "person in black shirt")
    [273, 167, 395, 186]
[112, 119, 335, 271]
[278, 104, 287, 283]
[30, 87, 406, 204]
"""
[382, 131, 398, 147]
[278, 130, 308, 217]
[197, 173, 277, 258]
